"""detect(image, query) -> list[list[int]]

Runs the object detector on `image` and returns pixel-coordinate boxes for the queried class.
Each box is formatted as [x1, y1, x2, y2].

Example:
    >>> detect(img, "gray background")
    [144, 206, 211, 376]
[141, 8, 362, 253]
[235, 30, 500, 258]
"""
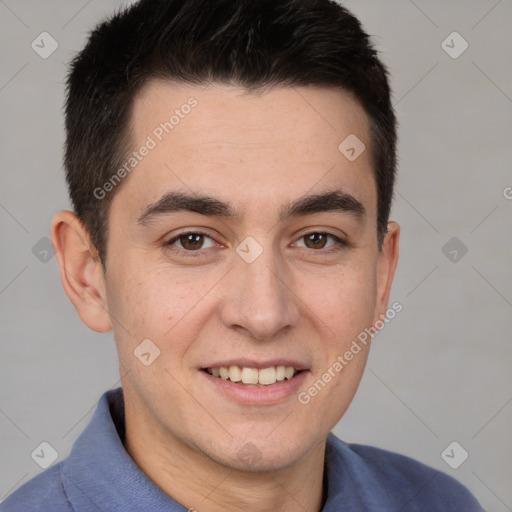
[1, 0, 511, 510]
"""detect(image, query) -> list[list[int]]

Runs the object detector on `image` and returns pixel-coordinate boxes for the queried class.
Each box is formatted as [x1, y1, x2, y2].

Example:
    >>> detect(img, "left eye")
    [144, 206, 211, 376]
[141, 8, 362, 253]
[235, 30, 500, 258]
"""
[294, 232, 342, 250]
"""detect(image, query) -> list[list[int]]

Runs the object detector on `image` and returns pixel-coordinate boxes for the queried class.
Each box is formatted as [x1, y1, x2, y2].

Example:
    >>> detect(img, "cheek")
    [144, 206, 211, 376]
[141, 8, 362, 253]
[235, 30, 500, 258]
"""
[300, 261, 378, 344]
[105, 265, 212, 358]
[294, 270, 375, 435]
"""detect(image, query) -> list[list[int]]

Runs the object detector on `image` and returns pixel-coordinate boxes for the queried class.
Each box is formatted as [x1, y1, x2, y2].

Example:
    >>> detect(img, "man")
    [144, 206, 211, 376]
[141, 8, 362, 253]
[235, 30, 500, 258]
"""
[1, 0, 484, 510]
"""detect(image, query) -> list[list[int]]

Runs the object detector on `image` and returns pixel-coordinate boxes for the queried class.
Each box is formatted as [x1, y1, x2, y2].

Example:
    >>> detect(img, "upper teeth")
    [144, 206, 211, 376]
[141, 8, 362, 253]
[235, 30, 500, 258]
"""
[208, 366, 298, 386]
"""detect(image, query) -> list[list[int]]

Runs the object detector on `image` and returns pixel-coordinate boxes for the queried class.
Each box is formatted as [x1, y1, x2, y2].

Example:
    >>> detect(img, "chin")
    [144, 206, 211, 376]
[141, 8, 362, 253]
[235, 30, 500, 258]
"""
[203, 432, 315, 473]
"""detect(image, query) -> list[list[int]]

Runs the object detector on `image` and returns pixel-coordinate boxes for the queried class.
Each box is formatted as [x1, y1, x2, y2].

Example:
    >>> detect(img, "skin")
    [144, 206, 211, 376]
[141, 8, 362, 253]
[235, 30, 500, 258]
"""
[51, 81, 399, 512]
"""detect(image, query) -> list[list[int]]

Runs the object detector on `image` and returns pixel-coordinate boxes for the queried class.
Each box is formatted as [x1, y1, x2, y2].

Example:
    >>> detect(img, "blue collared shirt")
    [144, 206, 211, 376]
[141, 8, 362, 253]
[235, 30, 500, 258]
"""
[1, 387, 484, 511]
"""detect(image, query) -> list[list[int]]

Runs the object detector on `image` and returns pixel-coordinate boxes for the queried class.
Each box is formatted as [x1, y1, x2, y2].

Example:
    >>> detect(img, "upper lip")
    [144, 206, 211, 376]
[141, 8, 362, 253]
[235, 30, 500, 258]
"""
[201, 358, 309, 371]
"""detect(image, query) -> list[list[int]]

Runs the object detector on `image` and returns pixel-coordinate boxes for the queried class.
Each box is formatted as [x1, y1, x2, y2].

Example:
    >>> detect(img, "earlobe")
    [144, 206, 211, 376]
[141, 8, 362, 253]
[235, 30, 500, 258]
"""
[50, 210, 112, 333]
[374, 221, 400, 323]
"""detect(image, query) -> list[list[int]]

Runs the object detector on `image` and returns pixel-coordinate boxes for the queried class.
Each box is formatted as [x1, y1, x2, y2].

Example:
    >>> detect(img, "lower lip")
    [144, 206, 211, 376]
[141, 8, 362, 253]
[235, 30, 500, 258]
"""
[200, 370, 310, 406]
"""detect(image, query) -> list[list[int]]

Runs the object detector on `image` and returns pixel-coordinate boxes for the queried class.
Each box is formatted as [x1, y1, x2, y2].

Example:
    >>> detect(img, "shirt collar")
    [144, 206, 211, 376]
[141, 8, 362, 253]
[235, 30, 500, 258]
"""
[62, 387, 352, 511]
[62, 387, 185, 511]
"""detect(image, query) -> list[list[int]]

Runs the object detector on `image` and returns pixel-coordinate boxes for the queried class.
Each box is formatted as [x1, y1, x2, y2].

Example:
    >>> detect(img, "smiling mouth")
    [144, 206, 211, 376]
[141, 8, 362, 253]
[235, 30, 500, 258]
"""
[203, 365, 303, 386]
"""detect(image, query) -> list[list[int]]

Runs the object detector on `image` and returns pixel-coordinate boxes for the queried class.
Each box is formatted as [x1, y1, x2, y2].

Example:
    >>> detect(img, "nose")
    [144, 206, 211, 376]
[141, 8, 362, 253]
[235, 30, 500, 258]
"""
[218, 243, 301, 341]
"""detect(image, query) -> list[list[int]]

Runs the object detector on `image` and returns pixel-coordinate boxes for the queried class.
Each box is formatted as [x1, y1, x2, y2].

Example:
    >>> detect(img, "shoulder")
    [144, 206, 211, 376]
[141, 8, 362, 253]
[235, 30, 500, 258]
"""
[326, 434, 485, 511]
[0, 463, 73, 512]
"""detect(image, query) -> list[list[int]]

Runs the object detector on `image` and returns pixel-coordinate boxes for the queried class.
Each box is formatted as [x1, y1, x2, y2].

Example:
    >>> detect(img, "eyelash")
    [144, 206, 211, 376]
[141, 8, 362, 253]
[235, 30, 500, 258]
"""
[164, 230, 348, 258]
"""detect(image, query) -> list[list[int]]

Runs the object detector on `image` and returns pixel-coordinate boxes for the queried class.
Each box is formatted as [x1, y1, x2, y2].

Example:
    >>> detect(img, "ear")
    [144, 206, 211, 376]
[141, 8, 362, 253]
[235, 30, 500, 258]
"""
[373, 221, 400, 323]
[50, 210, 112, 333]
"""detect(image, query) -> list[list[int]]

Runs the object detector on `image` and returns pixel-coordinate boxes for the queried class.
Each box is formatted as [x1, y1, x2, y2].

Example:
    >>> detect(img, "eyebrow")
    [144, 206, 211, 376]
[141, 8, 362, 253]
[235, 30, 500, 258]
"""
[137, 189, 366, 226]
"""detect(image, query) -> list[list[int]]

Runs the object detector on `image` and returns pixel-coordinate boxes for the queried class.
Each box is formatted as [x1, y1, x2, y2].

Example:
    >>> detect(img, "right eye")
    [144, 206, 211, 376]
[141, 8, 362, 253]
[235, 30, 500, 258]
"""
[165, 231, 217, 252]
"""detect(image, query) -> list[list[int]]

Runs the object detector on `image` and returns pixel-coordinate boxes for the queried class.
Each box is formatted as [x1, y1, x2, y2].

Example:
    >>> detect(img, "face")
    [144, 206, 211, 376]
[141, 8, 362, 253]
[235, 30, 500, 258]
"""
[92, 81, 398, 471]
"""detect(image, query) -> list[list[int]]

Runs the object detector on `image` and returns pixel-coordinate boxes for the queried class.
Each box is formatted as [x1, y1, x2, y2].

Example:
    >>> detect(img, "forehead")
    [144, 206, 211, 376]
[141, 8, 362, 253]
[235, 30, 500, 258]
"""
[114, 79, 376, 221]
[132, 79, 369, 151]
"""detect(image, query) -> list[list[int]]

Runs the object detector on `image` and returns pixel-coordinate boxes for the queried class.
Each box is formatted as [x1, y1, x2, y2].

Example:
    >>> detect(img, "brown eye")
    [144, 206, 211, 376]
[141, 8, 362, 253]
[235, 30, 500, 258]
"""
[166, 232, 216, 252]
[179, 233, 204, 250]
[303, 233, 329, 249]
[294, 232, 347, 252]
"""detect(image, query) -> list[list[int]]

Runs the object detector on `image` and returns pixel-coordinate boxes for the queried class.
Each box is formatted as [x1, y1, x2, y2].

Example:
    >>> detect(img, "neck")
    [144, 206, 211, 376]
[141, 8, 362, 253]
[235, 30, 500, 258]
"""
[122, 395, 327, 512]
